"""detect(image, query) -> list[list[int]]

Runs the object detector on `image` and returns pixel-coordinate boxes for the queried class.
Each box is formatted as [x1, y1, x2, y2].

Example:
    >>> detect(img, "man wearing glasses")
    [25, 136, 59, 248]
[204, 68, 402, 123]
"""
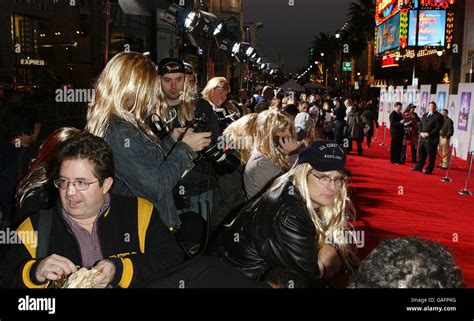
[0, 133, 184, 288]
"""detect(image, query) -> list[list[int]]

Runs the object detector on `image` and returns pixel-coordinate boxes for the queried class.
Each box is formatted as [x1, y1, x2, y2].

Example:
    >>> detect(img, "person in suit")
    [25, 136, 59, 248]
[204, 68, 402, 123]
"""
[389, 102, 409, 164]
[411, 102, 444, 174]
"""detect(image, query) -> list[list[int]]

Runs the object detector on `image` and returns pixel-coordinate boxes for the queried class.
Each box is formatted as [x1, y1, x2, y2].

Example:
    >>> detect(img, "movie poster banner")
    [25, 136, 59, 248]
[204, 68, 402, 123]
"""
[436, 84, 449, 112]
[418, 85, 431, 117]
[378, 87, 387, 126]
[386, 86, 395, 129]
[406, 85, 418, 107]
[453, 83, 474, 160]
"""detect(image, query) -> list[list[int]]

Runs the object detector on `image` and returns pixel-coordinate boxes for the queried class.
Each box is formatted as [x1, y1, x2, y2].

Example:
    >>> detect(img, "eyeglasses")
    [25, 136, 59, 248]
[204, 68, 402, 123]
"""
[54, 178, 99, 191]
[310, 173, 345, 187]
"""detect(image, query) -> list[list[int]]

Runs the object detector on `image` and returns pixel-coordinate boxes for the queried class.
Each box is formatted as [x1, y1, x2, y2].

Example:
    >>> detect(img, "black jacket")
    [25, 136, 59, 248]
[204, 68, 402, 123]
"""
[217, 180, 320, 281]
[440, 117, 454, 138]
[0, 194, 184, 288]
[389, 110, 405, 139]
[419, 111, 444, 143]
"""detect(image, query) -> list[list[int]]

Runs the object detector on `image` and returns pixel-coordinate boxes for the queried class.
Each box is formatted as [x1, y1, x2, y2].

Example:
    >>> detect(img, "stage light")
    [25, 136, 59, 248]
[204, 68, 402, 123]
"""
[246, 46, 256, 57]
[183, 10, 224, 37]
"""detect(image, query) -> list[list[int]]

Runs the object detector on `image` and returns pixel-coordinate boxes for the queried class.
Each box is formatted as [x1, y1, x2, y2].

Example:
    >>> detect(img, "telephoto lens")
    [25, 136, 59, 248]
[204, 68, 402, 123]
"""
[189, 113, 240, 174]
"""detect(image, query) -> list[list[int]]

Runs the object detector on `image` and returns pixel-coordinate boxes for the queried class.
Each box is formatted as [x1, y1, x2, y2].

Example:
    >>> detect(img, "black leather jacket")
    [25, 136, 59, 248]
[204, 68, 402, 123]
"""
[217, 179, 320, 281]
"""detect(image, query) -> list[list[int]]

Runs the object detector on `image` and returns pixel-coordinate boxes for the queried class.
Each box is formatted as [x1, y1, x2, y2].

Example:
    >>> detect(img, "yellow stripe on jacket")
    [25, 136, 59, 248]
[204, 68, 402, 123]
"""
[137, 197, 153, 253]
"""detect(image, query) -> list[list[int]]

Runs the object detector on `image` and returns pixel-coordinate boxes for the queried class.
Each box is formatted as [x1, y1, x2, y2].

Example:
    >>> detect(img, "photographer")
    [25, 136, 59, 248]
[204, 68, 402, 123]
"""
[85, 52, 211, 229]
[174, 77, 246, 243]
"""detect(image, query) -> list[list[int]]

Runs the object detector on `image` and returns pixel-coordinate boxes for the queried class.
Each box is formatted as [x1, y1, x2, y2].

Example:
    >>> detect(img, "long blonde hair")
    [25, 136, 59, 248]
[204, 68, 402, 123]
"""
[223, 113, 259, 164]
[15, 127, 81, 207]
[302, 117, 318, 147]
[265, 162, 356, 273]
[85, 51, 161, 140]
[152, 70, 196, 128]
[202, 77, 230, 103]
[255, 109, 296, 171]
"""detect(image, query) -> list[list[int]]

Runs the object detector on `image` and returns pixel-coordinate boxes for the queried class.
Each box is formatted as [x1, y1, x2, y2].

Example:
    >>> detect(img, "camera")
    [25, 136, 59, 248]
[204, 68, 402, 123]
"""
[189, 113, 240, 175]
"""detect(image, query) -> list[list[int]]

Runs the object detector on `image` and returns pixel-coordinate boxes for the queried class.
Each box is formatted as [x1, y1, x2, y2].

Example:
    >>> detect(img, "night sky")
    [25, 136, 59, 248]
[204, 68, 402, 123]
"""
[243, 0, 355, 74]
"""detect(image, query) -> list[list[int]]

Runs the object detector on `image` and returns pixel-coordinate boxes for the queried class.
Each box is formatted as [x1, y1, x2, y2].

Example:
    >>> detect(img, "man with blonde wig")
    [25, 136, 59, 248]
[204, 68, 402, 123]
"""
[218, 140, 359, 285]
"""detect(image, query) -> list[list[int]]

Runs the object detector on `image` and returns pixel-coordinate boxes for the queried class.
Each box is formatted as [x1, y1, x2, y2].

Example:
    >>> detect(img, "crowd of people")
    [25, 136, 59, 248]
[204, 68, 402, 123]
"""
[0, 52, 464, 288]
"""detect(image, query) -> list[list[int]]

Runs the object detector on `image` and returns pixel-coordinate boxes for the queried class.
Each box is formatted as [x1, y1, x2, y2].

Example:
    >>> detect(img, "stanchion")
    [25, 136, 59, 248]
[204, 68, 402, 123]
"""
[441, 144, 454, 183]
[373, 121, 378, 142]
[459, 151, 473, 196]
[379, 122, 386, 146]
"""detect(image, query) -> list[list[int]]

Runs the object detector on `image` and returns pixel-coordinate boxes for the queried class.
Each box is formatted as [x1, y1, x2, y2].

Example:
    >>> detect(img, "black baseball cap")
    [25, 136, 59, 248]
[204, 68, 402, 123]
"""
[157, 57, 186, 75]
[297, 140, 351, 176]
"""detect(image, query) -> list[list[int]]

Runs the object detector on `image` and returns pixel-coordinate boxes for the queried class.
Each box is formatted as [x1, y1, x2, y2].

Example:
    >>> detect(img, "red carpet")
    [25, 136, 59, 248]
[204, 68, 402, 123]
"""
[346, 127, 474, 287]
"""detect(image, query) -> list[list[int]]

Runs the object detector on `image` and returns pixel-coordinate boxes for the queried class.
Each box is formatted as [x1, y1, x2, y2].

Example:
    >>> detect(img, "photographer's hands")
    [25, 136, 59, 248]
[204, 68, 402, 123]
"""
[181, 128, 212, 152]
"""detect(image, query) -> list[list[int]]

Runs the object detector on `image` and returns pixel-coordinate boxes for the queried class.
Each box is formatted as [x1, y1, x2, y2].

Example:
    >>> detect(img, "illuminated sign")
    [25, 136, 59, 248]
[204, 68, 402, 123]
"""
[420, 0, 453, 9]
[408, 10, 446, 46]
[20, 59, 46, 66]
[376, 0, 399, 25]
[382, 56, 399, 68]
[445, 11, 454, 49]
[376, 13, 401, 54]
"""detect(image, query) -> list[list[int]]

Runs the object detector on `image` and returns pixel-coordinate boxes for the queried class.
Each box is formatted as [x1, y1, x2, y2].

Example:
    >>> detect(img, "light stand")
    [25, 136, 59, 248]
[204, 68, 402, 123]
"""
[459, 151, 473, 196]
[441, 144, 454, 183]
[379, 122, 386, 146]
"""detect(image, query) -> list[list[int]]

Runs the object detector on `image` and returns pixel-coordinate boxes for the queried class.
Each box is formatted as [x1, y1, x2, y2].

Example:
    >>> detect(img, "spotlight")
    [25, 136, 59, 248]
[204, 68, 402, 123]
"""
[256, 57, 263, 64]
[245, 46, 256, 57]
[183, 10, 224, 37]
[231, 42, 241, 55]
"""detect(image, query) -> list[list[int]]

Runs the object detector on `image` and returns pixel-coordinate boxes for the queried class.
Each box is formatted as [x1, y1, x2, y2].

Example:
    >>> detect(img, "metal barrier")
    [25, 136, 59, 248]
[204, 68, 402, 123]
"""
[459, 151, 473, 196]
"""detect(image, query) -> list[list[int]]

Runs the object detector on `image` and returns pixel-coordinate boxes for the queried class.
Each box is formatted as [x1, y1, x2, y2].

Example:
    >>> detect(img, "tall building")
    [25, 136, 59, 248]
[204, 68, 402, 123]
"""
[0, 0, 155, 93]
[461, 0, 474, 83]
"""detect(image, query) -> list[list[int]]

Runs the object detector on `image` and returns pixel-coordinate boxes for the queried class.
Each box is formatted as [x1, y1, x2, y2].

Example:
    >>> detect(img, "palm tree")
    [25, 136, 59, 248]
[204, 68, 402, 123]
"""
[347, 0, 376, 78]
[310, 32, 339, 86]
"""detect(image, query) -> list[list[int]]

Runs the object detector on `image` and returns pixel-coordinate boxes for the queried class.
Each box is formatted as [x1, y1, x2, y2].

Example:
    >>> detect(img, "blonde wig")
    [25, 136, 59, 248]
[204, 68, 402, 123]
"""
[202, 77, 230, 103]
[152, 67, 196, 127]
[265, 162, 356, 274]
[222, 113, 259, 164]
[255, 109, 296, 171]
[86, 51, 161, 140]
[16, 127, 81, 208]
[301, 117, 319, 147]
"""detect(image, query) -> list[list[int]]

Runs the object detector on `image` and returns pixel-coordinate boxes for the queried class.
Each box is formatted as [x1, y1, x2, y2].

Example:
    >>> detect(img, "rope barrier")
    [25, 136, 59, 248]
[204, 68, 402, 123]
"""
[451, 147, 471, 170]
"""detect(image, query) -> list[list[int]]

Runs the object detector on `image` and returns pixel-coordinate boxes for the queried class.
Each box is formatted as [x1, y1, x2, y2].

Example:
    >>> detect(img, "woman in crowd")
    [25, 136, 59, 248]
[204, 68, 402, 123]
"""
[13, 127, 81, 226]
[401, 104, 420, 164]
[244, 109, 300, 199]
[222, 113, 259, 165]
[321, 100, 335, 140]
[85, 52, 211, 229]
[218, 140, 358, 285]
